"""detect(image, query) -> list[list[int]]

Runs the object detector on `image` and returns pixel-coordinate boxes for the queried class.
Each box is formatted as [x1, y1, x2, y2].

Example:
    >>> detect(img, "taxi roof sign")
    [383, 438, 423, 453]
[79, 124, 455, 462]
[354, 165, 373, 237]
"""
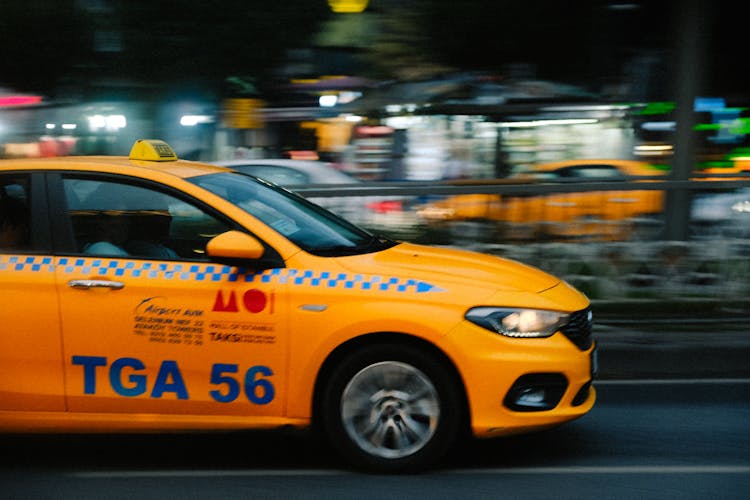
[129, 139, 178, 162]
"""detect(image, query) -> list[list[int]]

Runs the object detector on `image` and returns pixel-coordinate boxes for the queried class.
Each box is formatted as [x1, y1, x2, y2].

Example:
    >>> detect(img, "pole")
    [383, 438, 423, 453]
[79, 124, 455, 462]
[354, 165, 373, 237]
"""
[662, 0, 708, 241]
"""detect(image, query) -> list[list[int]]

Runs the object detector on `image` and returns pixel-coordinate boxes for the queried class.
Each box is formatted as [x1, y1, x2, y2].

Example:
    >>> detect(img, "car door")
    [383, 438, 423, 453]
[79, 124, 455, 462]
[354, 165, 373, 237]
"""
[52, 173, 287, 418]
[0, 171, 65, 411]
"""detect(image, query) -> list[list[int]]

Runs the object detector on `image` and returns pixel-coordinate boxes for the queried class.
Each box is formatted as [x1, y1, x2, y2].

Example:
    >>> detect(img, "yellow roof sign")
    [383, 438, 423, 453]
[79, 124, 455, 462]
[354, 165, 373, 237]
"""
[129, 139, 178, 162]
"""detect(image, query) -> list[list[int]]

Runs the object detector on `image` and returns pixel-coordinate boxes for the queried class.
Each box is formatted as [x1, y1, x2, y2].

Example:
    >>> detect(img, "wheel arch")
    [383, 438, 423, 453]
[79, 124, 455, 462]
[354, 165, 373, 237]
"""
[311, 331, 470, 435]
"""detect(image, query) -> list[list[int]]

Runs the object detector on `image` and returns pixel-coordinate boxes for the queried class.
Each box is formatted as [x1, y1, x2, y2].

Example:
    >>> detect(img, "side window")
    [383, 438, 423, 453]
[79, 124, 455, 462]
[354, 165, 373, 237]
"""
[0, 174, 31, 252]
[567, 165, 624, 180]
[62, 177, 230, 260]
[554, 167, 575, 179]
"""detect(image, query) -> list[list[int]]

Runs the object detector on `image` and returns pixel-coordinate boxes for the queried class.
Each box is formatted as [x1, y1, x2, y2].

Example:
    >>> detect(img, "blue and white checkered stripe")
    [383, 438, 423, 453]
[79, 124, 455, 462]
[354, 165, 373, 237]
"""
[0, 255, 55, 272]
[0, 255, 442, 293]
[252, 268, 441, 292]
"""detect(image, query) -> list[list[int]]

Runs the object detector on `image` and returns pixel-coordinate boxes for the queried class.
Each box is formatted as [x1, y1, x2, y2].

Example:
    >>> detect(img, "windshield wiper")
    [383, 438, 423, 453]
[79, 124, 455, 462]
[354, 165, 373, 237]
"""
[358, 235, 398, 251]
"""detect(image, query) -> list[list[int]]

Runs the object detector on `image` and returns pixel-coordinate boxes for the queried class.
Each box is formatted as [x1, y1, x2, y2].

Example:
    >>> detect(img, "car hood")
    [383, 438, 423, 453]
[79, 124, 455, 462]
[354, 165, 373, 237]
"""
[336, 242, 560, 296]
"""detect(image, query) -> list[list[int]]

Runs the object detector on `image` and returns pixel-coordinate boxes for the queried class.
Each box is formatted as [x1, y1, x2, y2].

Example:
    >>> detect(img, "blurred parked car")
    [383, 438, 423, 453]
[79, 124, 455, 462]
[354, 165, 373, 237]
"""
[214, 158, 358, 185]
[213, 159, 423, 239]
[417, 160, 665, 242]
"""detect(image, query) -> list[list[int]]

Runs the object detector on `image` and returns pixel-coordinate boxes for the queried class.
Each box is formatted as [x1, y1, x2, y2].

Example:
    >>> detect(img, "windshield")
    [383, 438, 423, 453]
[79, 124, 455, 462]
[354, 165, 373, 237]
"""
[188, 172, 397, 256]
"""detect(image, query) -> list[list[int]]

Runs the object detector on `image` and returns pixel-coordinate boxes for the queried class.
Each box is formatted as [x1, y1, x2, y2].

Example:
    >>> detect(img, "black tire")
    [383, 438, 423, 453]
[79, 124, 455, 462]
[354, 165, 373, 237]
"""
[319, 342, 465, 473]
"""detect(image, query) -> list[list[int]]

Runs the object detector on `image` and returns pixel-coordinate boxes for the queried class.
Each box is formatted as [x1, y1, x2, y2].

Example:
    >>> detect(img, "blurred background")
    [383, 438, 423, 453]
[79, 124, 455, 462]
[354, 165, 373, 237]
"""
[1, 0, 749, 306]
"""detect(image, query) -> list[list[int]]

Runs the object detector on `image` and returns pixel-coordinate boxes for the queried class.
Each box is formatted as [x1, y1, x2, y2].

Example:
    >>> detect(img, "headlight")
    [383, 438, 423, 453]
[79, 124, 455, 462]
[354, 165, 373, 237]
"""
[465, 307, 569, 338]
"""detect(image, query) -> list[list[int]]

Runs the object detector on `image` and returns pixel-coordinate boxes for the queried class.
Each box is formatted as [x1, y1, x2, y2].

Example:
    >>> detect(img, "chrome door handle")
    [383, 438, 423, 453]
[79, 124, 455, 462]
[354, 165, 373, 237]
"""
[67, 279, 125, 290]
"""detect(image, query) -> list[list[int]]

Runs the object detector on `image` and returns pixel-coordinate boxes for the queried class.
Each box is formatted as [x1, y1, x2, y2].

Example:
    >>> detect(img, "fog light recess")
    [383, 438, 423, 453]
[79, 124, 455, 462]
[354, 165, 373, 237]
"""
[504, 373, 568, 412]
[572, 381, 592, 406]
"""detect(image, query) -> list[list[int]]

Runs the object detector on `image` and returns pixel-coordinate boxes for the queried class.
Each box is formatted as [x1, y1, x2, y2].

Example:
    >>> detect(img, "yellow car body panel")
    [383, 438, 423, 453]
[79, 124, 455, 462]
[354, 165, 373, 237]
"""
[0, 260, 64, 412]
[281, 242, 575, 420]
[0, 147, 595, 455]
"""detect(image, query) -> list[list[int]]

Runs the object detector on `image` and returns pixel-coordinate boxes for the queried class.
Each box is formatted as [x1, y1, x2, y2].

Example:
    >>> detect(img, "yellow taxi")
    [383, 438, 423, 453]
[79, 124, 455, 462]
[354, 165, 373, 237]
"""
[0, 140, 595, 472]
[418, 160, 664, 241]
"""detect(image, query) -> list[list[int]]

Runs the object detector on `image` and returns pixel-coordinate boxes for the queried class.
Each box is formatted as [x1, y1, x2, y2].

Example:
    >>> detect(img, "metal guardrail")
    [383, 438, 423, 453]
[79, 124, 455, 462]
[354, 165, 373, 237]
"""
[290, 173, 750, 244]
[292, 174, 750, 198]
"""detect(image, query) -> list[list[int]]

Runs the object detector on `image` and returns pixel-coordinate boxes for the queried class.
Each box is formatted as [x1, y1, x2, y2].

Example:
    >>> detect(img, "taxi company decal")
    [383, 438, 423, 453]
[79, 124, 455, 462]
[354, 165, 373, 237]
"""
[7, 256, 444, 293]
[210, 289, 277, 344]
[213, 289, 274, 313]
[134, 297, 206, 346]
[133, 295, 277, 346]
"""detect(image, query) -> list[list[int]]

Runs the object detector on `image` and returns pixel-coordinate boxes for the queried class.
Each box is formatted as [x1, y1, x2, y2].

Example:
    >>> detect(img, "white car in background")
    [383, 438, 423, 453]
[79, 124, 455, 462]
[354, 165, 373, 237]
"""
[690, 187, 750, 238]
[213, 159, 422, 239]
[214, 159, 358, 185]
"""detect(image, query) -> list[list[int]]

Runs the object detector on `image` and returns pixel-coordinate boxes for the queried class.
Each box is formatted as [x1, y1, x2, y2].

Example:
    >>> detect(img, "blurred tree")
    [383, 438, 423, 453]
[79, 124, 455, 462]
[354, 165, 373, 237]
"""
[0, 0, 744, 103]
[417, 0, 745, 99]
[115, 0, 331, 94]
[0, 0, 92, 94]
[0, 0, 331, 97]
[422, 1, 596, 80]
[314, 0, 674, 91]
[311, 0, 449, 81]
[359, 0, 452, 80]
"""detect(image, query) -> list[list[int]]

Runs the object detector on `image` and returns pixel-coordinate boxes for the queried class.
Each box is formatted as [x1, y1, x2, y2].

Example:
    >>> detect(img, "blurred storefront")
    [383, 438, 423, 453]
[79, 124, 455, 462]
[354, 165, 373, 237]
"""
[3, 77, 748, 184]
[279, 74, 643, 181]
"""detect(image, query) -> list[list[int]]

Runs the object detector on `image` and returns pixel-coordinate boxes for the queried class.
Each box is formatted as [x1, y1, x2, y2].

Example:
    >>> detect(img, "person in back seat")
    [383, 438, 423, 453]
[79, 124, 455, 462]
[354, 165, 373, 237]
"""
[126, 239, 178, 258]
[124, 211, 178, 259]
[0, 196, 30, 250]
[84, 212, 178, 259]
[83, 213, 130, 256]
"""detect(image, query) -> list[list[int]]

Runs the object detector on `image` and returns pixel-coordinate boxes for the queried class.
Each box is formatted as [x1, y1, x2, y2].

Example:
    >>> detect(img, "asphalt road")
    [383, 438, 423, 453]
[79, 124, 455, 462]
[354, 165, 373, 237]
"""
[1, 380, 748, 500]
[2, 314, 748, 499]
[594, 315, 750, 379]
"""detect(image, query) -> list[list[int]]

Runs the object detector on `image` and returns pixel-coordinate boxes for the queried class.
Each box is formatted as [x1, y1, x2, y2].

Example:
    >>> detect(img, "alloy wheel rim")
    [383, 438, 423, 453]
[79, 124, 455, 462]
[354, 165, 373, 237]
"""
[340, 361, 440, 459]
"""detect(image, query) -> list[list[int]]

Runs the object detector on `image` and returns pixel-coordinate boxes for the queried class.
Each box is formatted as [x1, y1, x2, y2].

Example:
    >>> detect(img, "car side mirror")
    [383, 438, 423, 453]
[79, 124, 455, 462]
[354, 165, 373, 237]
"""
[206, 230, 265, 260]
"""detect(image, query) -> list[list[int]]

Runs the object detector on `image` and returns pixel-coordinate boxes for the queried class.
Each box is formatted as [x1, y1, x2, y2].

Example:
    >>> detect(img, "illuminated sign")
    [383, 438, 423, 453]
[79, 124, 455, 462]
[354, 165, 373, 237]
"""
[221, 98, 264, 129]
[0, 95, 42, 107]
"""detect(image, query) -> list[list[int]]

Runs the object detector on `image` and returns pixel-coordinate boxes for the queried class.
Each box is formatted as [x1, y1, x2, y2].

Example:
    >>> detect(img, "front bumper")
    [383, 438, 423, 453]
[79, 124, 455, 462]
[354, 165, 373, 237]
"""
[443, 322, 596, 438]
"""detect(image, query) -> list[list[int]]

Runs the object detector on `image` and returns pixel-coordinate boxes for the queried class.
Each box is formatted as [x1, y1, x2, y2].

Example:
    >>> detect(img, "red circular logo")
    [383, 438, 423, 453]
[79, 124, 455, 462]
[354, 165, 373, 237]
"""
[242, 289, 267, 313]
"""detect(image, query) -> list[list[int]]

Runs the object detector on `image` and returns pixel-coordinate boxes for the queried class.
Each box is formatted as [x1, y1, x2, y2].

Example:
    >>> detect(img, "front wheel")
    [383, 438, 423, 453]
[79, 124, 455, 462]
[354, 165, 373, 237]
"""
[319, 343, 465, 473]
